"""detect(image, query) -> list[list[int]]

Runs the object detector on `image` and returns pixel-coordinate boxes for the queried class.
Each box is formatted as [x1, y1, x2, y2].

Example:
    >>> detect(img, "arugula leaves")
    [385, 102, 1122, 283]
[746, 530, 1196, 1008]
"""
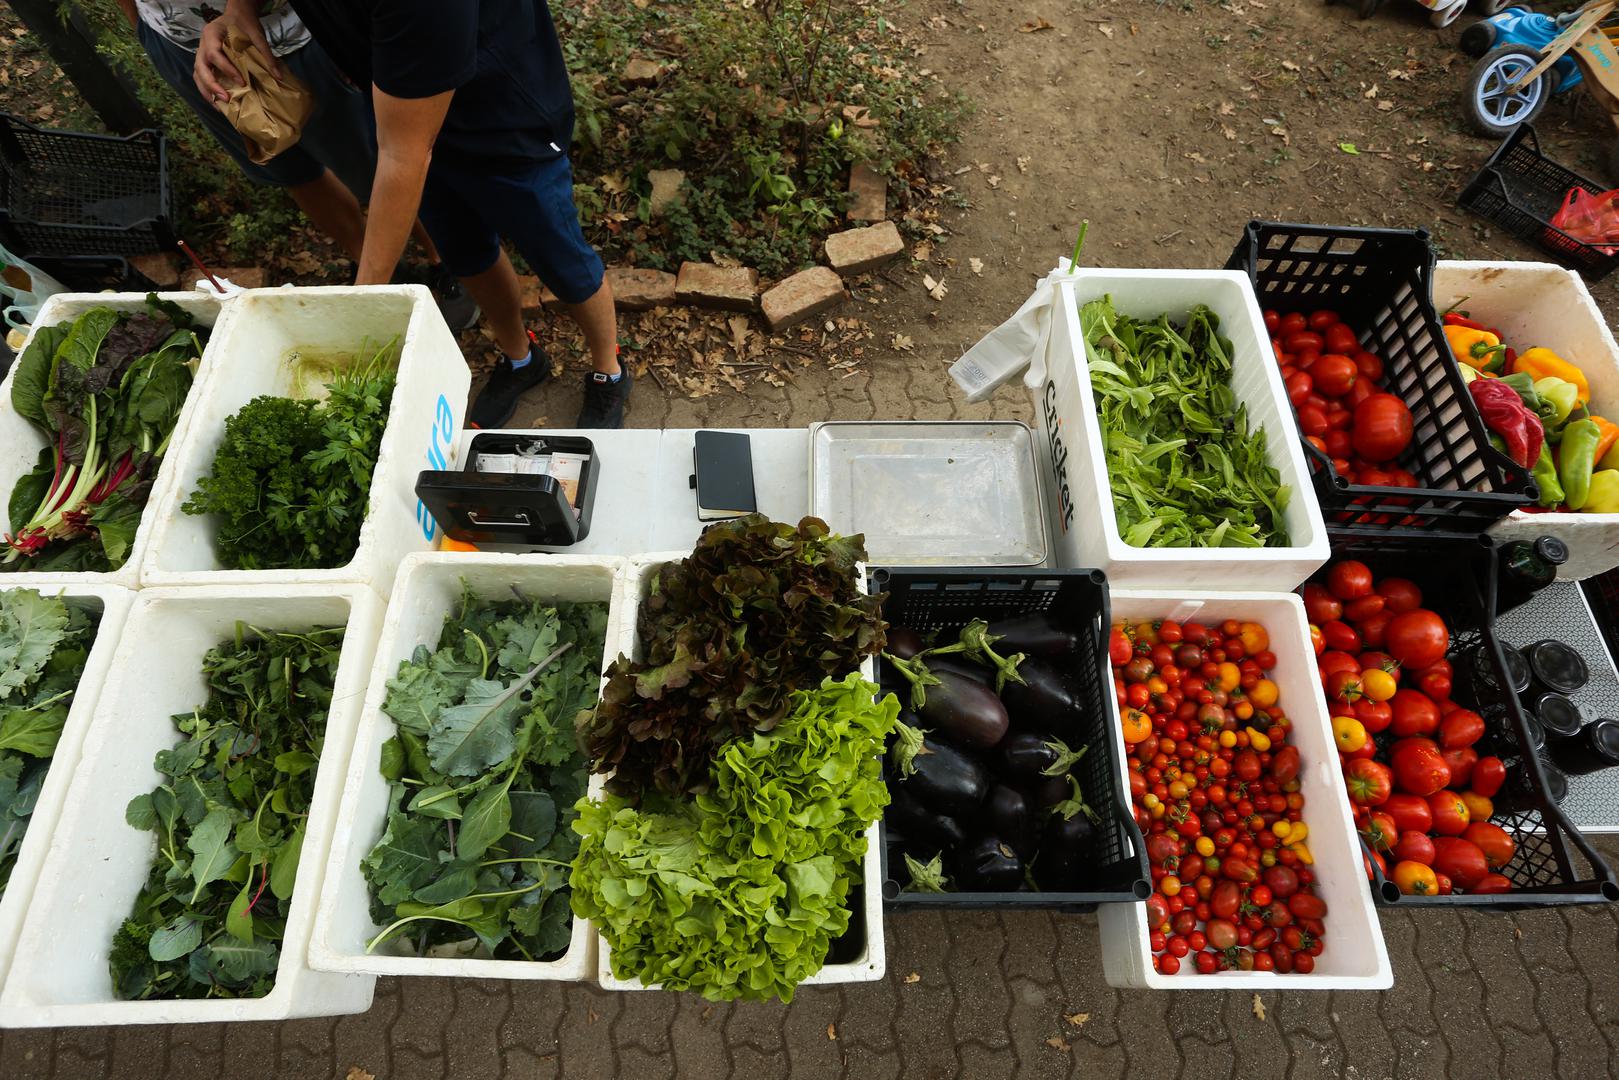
[580, 515, 888, 801]
[182, 340, 398, 571]
[361, 586, 607, 963]
[3, 297, 203, 572]
[0, 590, 97, 897]
[111, 624, 344, 1001]
[1081, 296, 1291, 549]
[571, 673, 898, 1002]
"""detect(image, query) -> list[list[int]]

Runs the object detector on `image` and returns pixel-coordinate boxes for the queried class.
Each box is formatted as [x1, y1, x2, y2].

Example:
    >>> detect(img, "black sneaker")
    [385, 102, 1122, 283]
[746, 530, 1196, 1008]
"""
[428, 263, 480, 332]
[469, 345, 553, 428]
[577, 368, 632, 429]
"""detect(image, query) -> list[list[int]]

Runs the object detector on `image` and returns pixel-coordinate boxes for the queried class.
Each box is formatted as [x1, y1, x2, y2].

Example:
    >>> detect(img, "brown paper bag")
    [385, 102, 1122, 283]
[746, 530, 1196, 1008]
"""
[216, 25, 314, 164]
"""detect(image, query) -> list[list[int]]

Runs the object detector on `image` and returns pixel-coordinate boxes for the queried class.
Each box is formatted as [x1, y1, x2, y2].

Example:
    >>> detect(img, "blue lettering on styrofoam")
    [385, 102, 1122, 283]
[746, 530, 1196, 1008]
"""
[415, 391, 454, 540]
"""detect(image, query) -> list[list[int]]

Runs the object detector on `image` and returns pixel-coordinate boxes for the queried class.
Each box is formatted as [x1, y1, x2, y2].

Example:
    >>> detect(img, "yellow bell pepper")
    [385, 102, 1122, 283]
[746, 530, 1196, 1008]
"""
[1513, 348, 1591, 406]
[1582, 469, 1619, 514]
[1445, 324, 1507, 373]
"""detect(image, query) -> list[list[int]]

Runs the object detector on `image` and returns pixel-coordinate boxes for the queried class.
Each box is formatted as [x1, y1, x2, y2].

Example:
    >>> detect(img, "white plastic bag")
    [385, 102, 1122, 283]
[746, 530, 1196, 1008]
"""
[0, 247, 65, 331]
[948, 261, 1073, 401]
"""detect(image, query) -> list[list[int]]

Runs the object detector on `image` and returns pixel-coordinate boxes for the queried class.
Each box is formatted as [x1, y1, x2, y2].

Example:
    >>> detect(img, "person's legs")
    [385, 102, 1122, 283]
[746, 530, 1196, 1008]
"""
[457, 249, 529, 361]
[287, 170, 365, 261]
[565, 280, 621, 377]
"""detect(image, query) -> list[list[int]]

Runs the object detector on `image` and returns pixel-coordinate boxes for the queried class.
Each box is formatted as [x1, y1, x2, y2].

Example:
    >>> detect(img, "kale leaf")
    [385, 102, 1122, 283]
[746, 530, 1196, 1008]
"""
[361, 585, 606, 963]
[110, 624, 344, 1001]
[580, 515, 886, 801]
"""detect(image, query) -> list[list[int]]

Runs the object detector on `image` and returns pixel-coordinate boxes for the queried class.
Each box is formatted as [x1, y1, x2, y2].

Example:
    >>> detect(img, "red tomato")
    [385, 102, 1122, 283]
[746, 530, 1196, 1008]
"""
[1352, 393, 1415, 462]
[1431, 836, 1490, 890]
[1354, 699, 1393, 734]
[1263, 865, 1300, 898]
[1287, 892, 1327, 920]
[1324, 429, 1353, 459]
[1435, 873, 1453, 895]
[1386, 610, 1448, 670]
[1359, 811, 1398, 852]
[1325, 404, 1353, 432]
[1298, 404, 1328, 437]
[1391, 741, 1450, 797]
[1344, 758, 1393, 806]
[1285, 371, 1313, 408]
[1307, 310, 1340, 331]
[1279, 312, 1307, 336]
[1378, 578, 1423, 613]
[1472, 756, 1507, 798]
[1354, 349, 1385, 382]
[1358, 610, 1393, 650]
[1442, 747, 1478, 789]
[1344, 594, 1386, 622]
[1327, 560, 1374, 601]
[1463, 822, 1516, 870]
[1473, 872, 1513, 894]
[1264, 310, 1281, 334]
[1389, 689, 1440, 738]
[1284, 331, 1325, 354]
[1393, 830, 1435, 865]
[1270, 745, 1301, 784]
[1428, 790, 1471, 836]
[1414, 660, 1453, 701]
[1318, 650, 1360, 682]
[1210, 879, 1241, 919]
[1312, 353, 1358, 398]
[1322, 620, 1361, 654]
[1324, 323, 1359, 354]
[1302, 584, 1343, 624]
[1439, 708, 1484, 749]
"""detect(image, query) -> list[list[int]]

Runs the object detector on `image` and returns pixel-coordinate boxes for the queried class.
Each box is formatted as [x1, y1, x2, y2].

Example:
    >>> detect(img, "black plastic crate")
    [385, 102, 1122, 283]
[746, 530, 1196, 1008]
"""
[1580, 567, 1619, 671]
[1458, 124, 1619, 280]
[1226, 221, 1535, 535]
[0, 114, 171, 258]
[867, 567, 1149, 911]
[1323, 533, 1617, 910]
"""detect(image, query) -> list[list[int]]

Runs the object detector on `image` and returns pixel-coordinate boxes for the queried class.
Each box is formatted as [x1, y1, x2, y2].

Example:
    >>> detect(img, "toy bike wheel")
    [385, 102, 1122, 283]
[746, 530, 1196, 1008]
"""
[1466, 46, 1550, 137]
[1459, 19, 1497, 58]
[1431, 0, 1466, 27]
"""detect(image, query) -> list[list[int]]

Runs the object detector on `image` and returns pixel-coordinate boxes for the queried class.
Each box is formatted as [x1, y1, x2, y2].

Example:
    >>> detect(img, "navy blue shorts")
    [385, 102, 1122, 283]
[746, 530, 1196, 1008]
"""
[137, 19, 379, 196]
[416, 154, 605, 303]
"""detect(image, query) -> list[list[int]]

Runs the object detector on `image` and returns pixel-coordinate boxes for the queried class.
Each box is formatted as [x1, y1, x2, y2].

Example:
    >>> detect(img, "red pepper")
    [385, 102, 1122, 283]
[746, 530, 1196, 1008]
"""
[1443, 312, 1487, 331]
[1469, 378, 1544, 468]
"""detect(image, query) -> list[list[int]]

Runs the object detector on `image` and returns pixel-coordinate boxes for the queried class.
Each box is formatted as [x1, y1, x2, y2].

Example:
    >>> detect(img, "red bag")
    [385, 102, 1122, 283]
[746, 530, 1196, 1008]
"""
[1550, 186, 1619, 253]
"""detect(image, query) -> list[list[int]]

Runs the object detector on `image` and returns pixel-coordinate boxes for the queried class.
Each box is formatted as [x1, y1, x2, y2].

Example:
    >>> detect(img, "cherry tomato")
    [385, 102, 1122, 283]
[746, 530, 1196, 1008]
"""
[1353, 350, 1385, 383]
[1264, 310, 1281, 334]
[1322, 620, 1361, 654]
[1302, 584, 1343, 625]
[1158, 953, 1181, 975]
[1307, 310, 1340, 331]
[1284, 331, 1325, 354]
[1378, 578, 1422, 613]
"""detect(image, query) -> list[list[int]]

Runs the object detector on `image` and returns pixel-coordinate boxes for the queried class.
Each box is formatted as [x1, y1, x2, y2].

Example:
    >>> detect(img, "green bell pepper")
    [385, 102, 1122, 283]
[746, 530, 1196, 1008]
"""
[1559, 418, 1602, 510]
[1534, 377, 1582, 428]
[1582, 469, 1619, 514]
[1535, 443, 1565, 507]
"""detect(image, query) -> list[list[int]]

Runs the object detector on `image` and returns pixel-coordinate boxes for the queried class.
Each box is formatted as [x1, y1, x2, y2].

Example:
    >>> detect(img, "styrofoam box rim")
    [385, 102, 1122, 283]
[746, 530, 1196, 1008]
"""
[1097, 590, 1392, 991]
[308, 551, 627, 981]
[0, 292, 230, 588]
[596, 557, 886, 992]
[0, 584, 383, 1026]
[1432, 260, 1619, 579]
[138, 285, 469, 596]
[1051, 268, 1330, 565]
[0, 583, 134, 995]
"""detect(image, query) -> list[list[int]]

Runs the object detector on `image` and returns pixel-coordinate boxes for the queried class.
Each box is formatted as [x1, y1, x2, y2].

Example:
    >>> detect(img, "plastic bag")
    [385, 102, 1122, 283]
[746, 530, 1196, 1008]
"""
[1550, 186, 1619, 254]
[0, 246, 65, 331]
[948, 261, 1074, 401]
[217, 25, 313, 164]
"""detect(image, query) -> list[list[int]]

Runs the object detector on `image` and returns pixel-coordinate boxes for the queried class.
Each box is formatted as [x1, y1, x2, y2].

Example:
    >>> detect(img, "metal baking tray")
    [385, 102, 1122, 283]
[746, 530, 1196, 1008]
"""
[808, 420, 1047, 566]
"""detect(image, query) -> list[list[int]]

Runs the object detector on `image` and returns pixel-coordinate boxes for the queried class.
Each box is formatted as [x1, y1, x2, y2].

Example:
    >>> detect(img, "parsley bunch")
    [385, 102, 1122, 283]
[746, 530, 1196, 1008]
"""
[182, 341, 397, 570]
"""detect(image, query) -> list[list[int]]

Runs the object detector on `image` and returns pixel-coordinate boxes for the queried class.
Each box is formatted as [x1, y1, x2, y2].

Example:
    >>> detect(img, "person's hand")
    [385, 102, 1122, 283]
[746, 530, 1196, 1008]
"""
[192, 2, 284, 103]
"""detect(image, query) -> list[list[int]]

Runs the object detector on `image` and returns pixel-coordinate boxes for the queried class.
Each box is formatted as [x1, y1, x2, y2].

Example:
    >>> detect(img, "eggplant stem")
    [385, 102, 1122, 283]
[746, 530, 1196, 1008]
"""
[1039, 738, 1090, 777]
[926, 620, 1027, 690]
[889, 718, 931, 777]
[1052, 774, 1101, 826]
[903, 852, 951, 894]
[884, 652, 940, 711]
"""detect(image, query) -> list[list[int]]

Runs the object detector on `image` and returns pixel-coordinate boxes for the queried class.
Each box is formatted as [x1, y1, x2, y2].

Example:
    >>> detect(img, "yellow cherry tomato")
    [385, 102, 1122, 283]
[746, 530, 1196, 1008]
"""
[1332, 715, 1367, 753]
[1246, 728, 1272, 752]
[1261, 850, 1276, 867]
[1160, 874, 1182, 896]
[1121, 707, 1153, 745]
[1271, 819, 1292, 839]
[1233, 700, 1255, 721]
[1361, 668, 1397, 702]
[1195, 836, 1215, 857]
[1292, 842, 1313, 865]
[1461, 791, 1494, 822]
[1218, 730, 1237, 749]
[1248, 679, 1280, 708]
[1168, 780, 1190, 800]
[1150, 802, 1165, 819]
[1286, 822, 1307, 845]
[1143, 793, 1161, 810]
[1147, 676, 1169, 695]
[1239, 622, 1270, 655]
[1217, 662, 1242, 692]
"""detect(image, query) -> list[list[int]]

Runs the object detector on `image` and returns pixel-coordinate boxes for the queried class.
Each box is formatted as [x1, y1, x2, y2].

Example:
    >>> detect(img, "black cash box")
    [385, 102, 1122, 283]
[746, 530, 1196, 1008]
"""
[415, 433, 597, 546]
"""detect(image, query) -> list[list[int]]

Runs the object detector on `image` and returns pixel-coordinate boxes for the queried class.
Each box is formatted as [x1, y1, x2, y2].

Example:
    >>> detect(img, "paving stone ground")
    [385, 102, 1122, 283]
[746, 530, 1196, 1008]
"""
[5, 833, 1616, 1078]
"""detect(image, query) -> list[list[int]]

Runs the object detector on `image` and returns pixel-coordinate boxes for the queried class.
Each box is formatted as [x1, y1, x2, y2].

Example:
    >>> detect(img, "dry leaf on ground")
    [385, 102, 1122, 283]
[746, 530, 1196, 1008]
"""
[922, 274, 948, 301]
[892, 333, 914, 351]
[1016, 155, 1030, 172]
[345, 1069, 375, 1080]
[1046, 1036, 1072, 1052]
[1098, 23, 1115, 37]
[903, 972, 921, 984]
[969, 257, 984, 274]
[1281, 60, 1300, 71]
[1065, 1012, 1091, 1027]
[827, 1023, 838, 1041]
[1019, 18, 1055, 32]
[1252, 994, 1266, 1021]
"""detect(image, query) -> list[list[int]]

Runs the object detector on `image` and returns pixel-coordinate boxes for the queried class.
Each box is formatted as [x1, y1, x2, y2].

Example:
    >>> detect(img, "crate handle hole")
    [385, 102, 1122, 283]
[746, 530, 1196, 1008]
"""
[1602, 880, 1619, 902]
[1378, 879, 1401, 904]
[1131, 879, 1152, 901]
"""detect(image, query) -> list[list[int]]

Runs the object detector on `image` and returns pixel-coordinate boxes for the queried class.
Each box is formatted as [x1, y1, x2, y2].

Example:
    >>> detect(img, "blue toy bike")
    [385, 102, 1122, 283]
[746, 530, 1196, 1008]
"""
[1462, 2, 1619, 138]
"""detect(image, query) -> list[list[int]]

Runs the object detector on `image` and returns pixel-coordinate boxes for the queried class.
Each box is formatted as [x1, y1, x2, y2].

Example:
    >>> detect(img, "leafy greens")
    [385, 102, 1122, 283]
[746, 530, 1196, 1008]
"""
[0, 589, 98, 896]
[580, 515, 887, 800]
[4, 296, 203, 572]
[571, 672, 897, 1002]
[181, 339, 398, 570]
[1081, 296, 1290, 548]
[362, 587, 607, 962]
[111, 624, 344, 1001]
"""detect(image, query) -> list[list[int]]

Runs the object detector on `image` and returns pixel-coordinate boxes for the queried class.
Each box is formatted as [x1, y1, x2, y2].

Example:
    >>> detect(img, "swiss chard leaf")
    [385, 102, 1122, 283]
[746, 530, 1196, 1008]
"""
[11, 324, 67, 430]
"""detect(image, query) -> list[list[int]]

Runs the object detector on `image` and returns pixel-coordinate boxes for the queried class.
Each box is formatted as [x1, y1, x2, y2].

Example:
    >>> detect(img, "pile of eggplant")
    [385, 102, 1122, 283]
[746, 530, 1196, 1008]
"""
[881, 612, 1103, 895]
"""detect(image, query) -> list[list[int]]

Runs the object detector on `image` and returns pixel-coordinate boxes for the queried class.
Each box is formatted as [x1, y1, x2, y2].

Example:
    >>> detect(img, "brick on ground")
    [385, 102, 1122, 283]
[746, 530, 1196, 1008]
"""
[846, 162, 886, 222]
[674, 262, 759, 311]
[824, 221, 903, 276]
[761, 266, 846, 331]
[518, 274, 563, 314]
[606, 267, 676, 311]
[129, 252, 179, 289]
[215, 266, 266, 289]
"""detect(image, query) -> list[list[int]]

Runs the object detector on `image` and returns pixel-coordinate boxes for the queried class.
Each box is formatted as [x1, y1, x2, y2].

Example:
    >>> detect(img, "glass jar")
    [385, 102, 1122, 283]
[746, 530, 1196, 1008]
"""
[1547, 717, 1619, 777]
[1496, 536, 1569, 616]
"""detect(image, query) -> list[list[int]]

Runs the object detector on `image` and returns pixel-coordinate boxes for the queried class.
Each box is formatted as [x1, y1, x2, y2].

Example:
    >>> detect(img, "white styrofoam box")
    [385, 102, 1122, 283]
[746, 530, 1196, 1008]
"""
[1028, 268, 1329, 589]
[0, 584, 133, 994]
[139, 285, 471, 598]
[0, 584, 384, 1026]
[310, 552, 626, 982]
[1097, 590, 1391, 990]
[0, 292, 228, 587]
[1433, 261, 1619, 579]
[595, 555, 886, 992]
